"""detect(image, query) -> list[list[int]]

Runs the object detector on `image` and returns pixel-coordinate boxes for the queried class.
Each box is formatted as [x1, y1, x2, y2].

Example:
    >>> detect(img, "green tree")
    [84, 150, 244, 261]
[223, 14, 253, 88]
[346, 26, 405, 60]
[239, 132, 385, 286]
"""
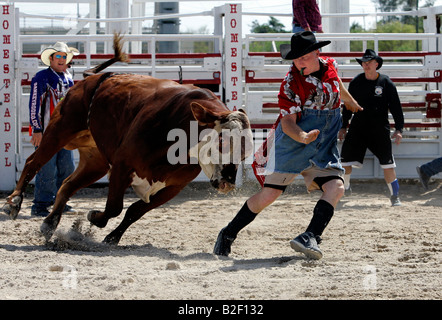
[376, 21, 420, 51]
[181, 26, 213, 53]
[371, 0, 435, 24]
[350, 22, 365, 51]
[372, 0, 402, 12]
[371, 0, 434, 12]
[351, 0, 435, 52]
[250, 16, 288, 33]
[351, 21, 421, 52]
[249, 17, 289, 52]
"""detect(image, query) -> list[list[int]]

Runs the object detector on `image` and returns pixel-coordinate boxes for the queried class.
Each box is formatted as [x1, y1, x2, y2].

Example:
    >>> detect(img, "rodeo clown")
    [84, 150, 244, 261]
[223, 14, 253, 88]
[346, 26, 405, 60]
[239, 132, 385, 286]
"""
[28, 42, 79, 217]
[214, 31, 362, 260]
[338, 49, 405, 206]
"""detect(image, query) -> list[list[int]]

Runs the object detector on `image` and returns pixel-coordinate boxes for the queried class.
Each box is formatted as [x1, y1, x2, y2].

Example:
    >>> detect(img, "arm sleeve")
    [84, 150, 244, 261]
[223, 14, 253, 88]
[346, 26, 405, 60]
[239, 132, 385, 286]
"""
[387, 80, 404, 132]
[341, 106, 353, 129]
[29, 74, 44, 133]
[277, 74, 303, 120]
[341, 80, 354, 128]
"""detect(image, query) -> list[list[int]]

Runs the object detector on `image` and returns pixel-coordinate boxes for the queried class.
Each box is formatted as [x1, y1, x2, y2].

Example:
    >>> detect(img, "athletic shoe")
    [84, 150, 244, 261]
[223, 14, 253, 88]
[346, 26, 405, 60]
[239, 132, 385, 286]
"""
[290, 231, 323, 260]
[390, 195, 401, 206]
[213, 227, 236, 257]
[416, 166, 430, 191]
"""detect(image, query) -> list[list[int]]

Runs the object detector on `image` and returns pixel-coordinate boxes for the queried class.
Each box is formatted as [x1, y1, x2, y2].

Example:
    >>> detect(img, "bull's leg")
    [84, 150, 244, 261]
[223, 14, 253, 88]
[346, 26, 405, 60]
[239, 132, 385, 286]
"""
[2, 135, 73, 219]
[103, 185, 184, 245]
[87, 162, 133, 228]
[40, 147, 109, 240]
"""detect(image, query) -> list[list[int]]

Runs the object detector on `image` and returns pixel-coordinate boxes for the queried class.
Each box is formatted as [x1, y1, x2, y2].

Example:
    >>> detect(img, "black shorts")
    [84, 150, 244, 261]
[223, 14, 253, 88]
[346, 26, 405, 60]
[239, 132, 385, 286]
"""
[340, 125, 396, 168]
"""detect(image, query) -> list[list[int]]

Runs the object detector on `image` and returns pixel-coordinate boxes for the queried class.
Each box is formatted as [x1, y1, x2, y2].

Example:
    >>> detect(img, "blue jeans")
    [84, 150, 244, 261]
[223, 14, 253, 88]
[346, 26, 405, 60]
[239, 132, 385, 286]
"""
[32, 148, 75, 211]
[292, 25, 317, 33]
[292, 25, 305, 33]
[420, 157, 442, 177]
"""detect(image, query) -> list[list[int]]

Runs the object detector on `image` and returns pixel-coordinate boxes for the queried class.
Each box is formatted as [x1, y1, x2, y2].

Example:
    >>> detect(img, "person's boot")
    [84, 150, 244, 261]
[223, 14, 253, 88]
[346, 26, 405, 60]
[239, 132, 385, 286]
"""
[416, 166, 430, 191]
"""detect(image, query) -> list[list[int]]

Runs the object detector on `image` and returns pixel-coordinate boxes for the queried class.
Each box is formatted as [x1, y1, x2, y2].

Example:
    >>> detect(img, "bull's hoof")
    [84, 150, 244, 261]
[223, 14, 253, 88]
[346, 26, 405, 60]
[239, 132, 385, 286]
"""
[40, 221, 56, 241]
[87, 210, 108, 228]
[2, 195, 23, 220]
[103, 233, 121, 245]
[2, 203, 15, 218]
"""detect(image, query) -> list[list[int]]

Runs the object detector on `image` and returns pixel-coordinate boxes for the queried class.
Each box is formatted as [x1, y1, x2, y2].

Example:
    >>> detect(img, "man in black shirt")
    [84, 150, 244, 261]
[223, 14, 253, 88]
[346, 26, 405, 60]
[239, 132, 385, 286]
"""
[338, 49, 404, 206]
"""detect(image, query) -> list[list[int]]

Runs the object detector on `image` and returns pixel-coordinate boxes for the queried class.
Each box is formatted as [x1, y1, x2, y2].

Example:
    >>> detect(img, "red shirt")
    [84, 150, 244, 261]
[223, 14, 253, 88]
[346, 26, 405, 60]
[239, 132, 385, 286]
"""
[292, 0, 323, 32]
[278, 57, 341, 121]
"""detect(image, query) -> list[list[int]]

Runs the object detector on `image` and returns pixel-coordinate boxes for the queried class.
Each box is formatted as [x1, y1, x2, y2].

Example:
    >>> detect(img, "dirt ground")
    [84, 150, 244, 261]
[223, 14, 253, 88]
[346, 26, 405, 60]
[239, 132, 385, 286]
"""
[0, 179, 440, 300]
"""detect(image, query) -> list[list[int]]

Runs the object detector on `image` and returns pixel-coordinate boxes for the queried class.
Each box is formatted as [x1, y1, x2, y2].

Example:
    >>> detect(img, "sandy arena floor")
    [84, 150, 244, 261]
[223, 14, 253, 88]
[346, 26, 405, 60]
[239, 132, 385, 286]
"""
[0, 179, 440, 300]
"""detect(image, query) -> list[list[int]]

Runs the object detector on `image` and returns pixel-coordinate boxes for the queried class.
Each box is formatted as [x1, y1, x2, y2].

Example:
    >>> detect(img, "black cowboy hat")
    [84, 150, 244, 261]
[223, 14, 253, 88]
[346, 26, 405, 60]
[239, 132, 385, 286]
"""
[280, 31, 331, 60]
[356, 49, 383, 70]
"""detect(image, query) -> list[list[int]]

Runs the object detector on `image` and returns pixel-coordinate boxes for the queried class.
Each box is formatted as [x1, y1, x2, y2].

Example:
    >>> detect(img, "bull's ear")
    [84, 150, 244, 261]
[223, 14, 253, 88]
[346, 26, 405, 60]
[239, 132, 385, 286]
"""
[190, 102, 220, 125]
[238, 108, 247, 115]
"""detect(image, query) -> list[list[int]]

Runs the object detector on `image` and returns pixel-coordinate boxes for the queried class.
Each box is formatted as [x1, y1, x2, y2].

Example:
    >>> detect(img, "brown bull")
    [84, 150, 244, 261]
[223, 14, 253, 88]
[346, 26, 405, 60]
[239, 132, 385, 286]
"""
[2, 40, 253, 245]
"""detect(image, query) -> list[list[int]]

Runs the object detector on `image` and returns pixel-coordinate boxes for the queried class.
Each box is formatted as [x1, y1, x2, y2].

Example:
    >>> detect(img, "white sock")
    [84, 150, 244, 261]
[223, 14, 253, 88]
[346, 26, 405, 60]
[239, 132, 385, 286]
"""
[344, 174, 351, 190]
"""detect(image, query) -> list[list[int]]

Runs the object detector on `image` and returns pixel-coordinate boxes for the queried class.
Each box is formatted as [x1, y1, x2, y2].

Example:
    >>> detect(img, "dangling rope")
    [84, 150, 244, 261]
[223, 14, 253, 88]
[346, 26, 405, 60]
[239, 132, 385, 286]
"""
[178, 66, 183, 84]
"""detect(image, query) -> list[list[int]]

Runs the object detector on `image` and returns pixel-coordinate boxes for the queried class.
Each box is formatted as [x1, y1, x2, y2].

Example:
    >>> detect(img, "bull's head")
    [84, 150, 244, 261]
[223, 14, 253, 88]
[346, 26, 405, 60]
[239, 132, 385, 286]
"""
[190, 102, 253, 193]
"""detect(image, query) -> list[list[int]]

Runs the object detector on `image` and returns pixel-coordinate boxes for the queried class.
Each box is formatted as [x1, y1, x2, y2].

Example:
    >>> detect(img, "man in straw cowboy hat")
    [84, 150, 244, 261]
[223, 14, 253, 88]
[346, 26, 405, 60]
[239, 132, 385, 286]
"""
[338, 49, 404, 206]
[29, 42, 79, 217]
[214, 31, 362, 259]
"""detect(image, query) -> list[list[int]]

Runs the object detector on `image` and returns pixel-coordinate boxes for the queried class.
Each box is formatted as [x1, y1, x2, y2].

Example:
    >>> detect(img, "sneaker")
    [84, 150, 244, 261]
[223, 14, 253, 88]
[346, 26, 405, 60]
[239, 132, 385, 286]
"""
[31, 207, 50, 217]
[390, 195, 401, 206]
[416, 166, 430, 191]
[213, 227, 236, 257]
[290, 231, 323, 260]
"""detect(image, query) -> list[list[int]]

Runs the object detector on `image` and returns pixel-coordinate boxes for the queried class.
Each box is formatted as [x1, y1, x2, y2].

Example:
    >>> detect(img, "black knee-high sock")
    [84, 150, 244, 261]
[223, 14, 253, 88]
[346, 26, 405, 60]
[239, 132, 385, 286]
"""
[306, 199, 334, 237]
[224, 201, 257, 238]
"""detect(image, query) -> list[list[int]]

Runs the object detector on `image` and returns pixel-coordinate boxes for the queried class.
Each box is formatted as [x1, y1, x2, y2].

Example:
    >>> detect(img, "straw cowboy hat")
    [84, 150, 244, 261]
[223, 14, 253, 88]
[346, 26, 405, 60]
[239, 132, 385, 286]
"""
[356, 49, 383, 70]
[280, 31, 331, 60]
[40, 42, 80, 66]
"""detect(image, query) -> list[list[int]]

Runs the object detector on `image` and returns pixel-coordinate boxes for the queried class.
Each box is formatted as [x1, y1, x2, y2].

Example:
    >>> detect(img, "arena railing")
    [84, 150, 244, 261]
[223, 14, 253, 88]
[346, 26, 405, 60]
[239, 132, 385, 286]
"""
[242, 32, 441, 179]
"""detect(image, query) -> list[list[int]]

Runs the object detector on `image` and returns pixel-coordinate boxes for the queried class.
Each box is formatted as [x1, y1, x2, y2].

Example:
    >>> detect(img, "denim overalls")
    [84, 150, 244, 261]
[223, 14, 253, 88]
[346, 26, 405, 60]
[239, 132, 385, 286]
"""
[265, 108, 343, 174]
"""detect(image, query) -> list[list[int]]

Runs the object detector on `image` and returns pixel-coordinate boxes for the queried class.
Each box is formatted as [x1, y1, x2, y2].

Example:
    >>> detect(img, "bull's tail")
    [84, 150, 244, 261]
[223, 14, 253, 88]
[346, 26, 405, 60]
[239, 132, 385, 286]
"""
[83, 33, 130, 78]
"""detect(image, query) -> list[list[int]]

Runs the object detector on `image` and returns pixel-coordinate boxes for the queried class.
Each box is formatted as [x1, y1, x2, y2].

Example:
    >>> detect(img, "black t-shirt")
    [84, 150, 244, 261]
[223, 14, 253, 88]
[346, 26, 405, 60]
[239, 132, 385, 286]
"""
[342, 73, 404, 132]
